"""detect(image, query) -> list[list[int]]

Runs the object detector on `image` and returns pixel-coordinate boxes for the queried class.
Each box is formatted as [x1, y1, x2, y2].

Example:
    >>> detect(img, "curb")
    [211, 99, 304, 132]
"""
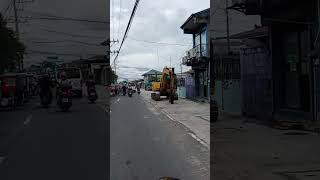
[141, 92, 210, 149]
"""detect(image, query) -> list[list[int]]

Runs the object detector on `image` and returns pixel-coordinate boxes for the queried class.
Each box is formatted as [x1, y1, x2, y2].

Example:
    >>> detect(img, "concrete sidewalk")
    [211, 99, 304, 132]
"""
[213, 115, 320, 180]
[140, 90, 210, 149]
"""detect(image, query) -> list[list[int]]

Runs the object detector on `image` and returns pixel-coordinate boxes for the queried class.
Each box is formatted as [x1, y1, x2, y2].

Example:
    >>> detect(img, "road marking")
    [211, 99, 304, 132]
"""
[188, 132, 209, 149]
[24, 114, 33, 126]
[117, 98, 120, 102]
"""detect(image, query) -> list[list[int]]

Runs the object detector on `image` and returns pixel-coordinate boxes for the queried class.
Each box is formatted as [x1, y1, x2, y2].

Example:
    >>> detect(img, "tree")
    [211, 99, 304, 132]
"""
[0, 13, 25, 73]
[111, 70, 118, 84]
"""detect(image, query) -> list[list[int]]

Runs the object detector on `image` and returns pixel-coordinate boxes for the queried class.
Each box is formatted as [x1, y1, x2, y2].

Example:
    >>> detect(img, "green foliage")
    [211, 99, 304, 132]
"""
[111, 70, 118, 84]
[0, 14, 25, 73]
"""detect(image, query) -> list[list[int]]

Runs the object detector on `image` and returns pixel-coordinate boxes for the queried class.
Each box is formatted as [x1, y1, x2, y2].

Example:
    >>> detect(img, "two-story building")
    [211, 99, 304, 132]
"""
[181, 9, 210, 101]
[228, 0, 320, 123]
[209, 0, 261, 114]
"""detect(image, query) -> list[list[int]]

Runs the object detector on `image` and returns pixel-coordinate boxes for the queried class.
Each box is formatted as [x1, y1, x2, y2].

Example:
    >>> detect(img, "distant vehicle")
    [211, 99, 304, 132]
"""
[88, 86, 97, 103]
[128, 87, 133, 97]
[58, 68, 83, 97]
[128, 82, 136, 93]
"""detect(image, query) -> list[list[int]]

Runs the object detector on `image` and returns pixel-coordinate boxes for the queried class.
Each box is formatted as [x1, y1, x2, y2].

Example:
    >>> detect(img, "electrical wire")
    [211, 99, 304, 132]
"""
[1, 0, 12, 15]
[24, 17, 109, 24]
[37, 27, 105, 39]
[30, 40, 102, 46]
[112, 0, 115, 39]
[26, 50, 100, 57]
[23, 10, 110, 24]
[117, 0, 122, 40]
[126, 36, 192, 46]
[113, 0, 140, 66]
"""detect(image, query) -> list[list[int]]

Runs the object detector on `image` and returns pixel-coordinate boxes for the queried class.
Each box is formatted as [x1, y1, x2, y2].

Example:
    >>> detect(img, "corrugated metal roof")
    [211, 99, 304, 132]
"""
[141, 69, 162, 76]
[180, 8, 210, 29]
[229, 27, 269, 39]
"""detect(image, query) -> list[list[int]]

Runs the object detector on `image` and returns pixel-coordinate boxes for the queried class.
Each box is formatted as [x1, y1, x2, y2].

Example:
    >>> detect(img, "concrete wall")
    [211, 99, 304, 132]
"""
[214, 80, 241, 112]
[177, 87, 186, 98]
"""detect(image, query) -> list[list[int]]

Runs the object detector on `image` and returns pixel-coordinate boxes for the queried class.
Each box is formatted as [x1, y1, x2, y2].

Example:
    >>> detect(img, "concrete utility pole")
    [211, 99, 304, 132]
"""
[13, 0, 19, 38]
[12, 0, 22, 71]
[226, 0, 231, 54]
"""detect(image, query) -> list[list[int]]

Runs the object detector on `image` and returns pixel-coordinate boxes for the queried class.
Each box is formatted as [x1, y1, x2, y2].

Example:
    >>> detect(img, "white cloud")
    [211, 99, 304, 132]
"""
[111, 0, 209, 79]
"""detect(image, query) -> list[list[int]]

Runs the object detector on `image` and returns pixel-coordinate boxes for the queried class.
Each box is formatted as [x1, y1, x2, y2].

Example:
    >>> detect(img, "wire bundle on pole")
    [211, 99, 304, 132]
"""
[113, 0, 140, 72]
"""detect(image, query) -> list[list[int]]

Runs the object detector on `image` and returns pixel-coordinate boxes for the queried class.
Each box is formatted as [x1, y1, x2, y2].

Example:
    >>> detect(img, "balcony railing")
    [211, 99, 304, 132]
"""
[182, 44, 208, 65]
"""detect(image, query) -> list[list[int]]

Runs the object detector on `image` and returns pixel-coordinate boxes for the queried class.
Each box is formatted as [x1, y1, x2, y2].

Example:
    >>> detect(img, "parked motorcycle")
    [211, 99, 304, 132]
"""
[88, 87, 98, 103]
[57, 86, 72, 112]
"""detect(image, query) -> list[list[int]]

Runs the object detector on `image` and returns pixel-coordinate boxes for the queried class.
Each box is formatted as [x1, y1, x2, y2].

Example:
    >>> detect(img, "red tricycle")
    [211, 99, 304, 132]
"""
[0, 73, 29, 109]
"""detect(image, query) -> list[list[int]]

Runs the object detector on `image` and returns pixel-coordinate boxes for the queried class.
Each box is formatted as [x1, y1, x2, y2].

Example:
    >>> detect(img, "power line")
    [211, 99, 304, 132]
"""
[23, 16, 109, 24]
[30, 40, 102, 46]
[112, 0, 115, 39]
[113, 0, 141, 70]
[1, 0, 13, 16]
[118, 0, 122, 40]
[126, 36, 192, 46]
[37, 27, 106, 39]
[26, 50, 101, 57]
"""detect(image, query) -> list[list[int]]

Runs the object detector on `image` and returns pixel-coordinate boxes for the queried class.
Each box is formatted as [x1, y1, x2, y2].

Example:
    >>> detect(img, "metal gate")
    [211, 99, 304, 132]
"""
[240, 47, 273, 117]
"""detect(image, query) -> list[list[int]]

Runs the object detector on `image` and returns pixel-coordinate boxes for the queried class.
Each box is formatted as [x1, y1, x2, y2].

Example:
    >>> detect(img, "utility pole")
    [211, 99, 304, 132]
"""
[170, 56, 172, 67]
[226, 0, 230, 54]
[180, 63, 182, 79]
[13, 0, 22, 71]
[157, 48, 159, 66]
[13, 0, 19, 38]
[114, 60, 117, 75]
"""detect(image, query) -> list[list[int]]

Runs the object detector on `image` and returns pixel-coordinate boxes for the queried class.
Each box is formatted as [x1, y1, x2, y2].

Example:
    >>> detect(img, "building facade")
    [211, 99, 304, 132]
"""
[227, 0, 320, 122]
[209, 0, 261, 113]
[181, 9, 210, 101]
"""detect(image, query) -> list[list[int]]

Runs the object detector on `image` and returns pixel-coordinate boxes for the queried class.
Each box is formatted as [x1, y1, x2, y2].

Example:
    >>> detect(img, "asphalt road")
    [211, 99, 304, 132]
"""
[110, 93, 210, 180]
[0, 95, 109, 180]
[0, 90, 209, 180]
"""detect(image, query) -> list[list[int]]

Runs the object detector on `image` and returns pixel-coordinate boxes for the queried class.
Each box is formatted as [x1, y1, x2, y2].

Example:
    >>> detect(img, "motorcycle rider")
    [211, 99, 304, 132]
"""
[122, 84, 127, 95]
[56, 71, 72, 100]
[85, 73, 96, 96]
[38, 71, 53, 104]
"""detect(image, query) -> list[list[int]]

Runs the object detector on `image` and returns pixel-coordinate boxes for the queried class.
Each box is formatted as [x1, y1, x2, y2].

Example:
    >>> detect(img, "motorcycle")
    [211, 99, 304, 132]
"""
[88, 87, 98, 103]
[128, 88, 133, 97]
[40, 88, 52, 107]
[137, 88, 141, 94]
[57, 86, 72, 112]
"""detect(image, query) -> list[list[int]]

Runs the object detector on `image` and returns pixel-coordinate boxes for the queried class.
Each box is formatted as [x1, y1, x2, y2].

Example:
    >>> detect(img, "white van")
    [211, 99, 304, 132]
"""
[58, 68, 83, 97]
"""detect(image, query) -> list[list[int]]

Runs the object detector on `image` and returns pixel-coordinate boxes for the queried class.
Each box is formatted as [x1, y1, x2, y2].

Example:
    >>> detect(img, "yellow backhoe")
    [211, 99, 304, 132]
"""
[151, 67, 178, 104]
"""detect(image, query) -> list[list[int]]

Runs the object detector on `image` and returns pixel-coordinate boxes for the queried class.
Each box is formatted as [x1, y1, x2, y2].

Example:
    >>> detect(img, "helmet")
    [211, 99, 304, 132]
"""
[60, 71, 67, 80]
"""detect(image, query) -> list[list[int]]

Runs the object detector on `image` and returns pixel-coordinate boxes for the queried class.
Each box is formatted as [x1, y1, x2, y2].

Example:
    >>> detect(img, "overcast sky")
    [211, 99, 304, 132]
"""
[1, 0, 209, 81]
[0, 0, 108, 66]
[112, 0, 209, 81]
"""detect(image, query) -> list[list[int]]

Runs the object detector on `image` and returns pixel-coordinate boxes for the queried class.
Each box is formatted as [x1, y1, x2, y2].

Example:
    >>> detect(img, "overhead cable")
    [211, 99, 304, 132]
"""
[113, 0, 140, 65]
